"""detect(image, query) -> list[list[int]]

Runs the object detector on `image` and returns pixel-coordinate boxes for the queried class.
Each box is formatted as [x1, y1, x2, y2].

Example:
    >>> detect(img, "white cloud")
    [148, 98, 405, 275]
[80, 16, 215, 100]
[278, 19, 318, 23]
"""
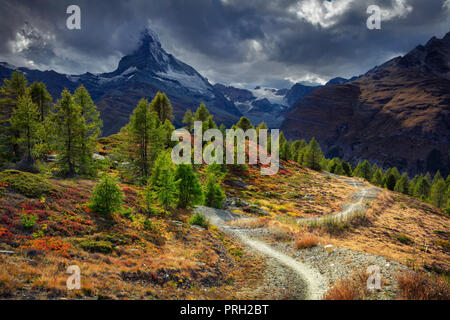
[380, 0, 413, 21]
[443, 0, 450, 11]
[288, 0, 354, 28]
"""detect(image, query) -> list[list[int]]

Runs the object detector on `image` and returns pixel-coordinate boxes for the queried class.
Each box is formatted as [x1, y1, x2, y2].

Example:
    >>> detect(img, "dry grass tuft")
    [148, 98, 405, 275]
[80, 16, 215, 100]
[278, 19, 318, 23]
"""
[295, 233, 320, 249]
[324, 271, 370, 300]
[397, 271, 450, 300]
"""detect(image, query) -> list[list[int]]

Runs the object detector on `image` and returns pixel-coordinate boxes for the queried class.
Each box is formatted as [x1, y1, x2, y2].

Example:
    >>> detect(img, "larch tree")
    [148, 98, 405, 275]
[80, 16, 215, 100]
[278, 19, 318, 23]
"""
[182, 108, 194, 132]
[0, 71, 28, 162]
[29, 82, 52, 122]
[9, 94, 41, 171]
[73, 85, 102, 176]
[52, 89, 83, 177]
[175, 164, 203, 209]
[127, 98, 161, 183]
[149, 92, 173, 123]
[304, 137, 324, 171]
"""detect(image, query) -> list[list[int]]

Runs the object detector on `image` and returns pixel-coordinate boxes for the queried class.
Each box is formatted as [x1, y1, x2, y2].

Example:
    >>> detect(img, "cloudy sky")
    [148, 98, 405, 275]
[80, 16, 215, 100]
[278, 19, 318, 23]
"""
[0, 0, 449, 88]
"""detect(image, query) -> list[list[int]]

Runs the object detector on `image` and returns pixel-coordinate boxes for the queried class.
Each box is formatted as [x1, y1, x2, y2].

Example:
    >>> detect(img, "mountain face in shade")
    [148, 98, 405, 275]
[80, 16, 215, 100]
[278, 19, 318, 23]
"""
[214, 82, 321, 128]
[282, 32, 450, 176]
[0, 30, 241, 136]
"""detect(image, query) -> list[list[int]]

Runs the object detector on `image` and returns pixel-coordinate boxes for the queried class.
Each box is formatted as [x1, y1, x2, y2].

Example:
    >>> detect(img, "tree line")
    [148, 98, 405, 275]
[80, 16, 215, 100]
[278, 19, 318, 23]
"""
[1, 70, 448, 215]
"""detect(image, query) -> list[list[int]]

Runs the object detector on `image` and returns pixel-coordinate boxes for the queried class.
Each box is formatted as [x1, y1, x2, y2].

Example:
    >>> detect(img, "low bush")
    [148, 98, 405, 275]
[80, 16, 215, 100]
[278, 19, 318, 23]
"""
[79, 239, 113, 254]
[396, 233, 413, 245]
[188, 213, 210, 229]
[0, 170, 52, 198]
[295, 233, 320, 249]
[20, 213, 38, 229]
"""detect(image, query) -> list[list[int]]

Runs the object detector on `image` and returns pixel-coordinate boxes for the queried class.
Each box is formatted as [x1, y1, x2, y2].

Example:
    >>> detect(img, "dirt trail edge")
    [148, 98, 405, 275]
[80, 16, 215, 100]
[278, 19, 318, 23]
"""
[194, 206, 328, 300]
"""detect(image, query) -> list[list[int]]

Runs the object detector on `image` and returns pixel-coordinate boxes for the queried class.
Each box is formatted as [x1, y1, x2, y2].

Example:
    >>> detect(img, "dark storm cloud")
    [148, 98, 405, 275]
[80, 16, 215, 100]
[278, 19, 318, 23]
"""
[0, 0, 448, 87]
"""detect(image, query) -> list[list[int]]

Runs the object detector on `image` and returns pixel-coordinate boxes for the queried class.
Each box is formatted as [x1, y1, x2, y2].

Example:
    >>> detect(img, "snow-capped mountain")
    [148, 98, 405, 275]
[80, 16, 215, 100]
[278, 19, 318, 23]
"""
[214, 83, 321, 128]
[0, 29, 241, 136]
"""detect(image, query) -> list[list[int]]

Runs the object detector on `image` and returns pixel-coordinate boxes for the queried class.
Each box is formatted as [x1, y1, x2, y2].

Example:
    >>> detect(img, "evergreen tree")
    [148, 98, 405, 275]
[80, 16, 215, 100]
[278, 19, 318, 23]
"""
[236, 116, 254, 131]
[204, 166, 226, 209]
[182, 108, 194, 132]
[149, 92, 173, 123]
[9, 94, 41, 171]
[390, 167, 401, 180]
[0, 71, 28, 162]
[430, 178, 447, 208]
[385, 173, 396, 191]
[151, 152, 178, 210]
[342, 161, 352, 177]
[89, 175, 123, 217]
[432, 171, 443, 185]
[394, 173, 410, 194]
[414, 177, 431, 200]
[160, 119, 175, 148]
[73, 85, 102, 176]
[28, 82, 52, 122]
[304, 137, 323, 171]
[126, 98, 161, 182]
[194, 103, 211, 122]
[203, 116, 217, 131]
[51, 89, 83, 177]
[371, 169, 384, 186]
[333, 162, 345, 175]
[354, 160, 372, 180]
[175, 164, 203, 208]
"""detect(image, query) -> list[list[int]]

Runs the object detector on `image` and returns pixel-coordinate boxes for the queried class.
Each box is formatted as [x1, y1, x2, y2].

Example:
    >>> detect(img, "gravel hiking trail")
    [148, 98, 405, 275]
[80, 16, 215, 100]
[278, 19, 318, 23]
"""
[297, 174, 381, 225]
[194, 175, 386, 300]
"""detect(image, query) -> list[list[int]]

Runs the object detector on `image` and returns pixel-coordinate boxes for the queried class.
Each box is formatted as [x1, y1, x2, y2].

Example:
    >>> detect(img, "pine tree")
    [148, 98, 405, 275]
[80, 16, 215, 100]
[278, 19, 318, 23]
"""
[342, 162, 352, 177]
[89, 175, 123, 217]
[203, 116, 217, 131]
[159, 119, 175, 148]
[432, 171, 443, 185]
[126, 98, 160, 182]
[151, 152, 178, 210]
[430, 178, 447, 208]
[304, 137, 323, 171]
[333, 162, 345, 175]
[414, 176, 431, 200]
[371, 169, 384, 186]
[385, 173, 396, 191]
[236, 116, 254, 131]
[194, 103, 211, 122]
[149, 92, 173, 123]
[394, 173, 410, 194]
[175, 164, 203, 208]
[182, 108, 194, 132]
[354, 160, 372, 180]
[9, 94, 41, 171]
[28, 82, 52, 122]
[0, 71, 28, 162]
[51, 89, 83, 177]
[73, 85, 102, 176]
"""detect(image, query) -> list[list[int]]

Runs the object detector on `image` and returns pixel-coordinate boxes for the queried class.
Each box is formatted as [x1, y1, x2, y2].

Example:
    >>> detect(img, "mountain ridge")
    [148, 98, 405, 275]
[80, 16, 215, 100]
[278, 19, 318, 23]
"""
[281, 31, 450, 176]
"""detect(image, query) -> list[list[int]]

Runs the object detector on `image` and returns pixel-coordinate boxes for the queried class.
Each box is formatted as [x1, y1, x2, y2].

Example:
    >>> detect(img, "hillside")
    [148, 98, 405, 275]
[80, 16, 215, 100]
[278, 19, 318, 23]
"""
[281, 32, 450, 176]
[0, 155, 448, 300]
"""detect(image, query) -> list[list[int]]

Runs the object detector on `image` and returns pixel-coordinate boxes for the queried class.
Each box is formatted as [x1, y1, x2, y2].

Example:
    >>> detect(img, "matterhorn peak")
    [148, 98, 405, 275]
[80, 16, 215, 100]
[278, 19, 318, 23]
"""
[139, 28, 161, 47]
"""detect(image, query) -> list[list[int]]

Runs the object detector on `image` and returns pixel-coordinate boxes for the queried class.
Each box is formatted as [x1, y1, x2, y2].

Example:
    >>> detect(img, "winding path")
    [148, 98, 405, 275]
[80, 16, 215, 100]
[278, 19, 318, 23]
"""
[195, 175, 381, 300]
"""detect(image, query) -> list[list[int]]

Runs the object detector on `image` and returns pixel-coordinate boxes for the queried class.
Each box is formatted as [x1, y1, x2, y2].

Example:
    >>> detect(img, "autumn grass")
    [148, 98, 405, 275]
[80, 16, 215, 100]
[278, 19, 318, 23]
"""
[295, 233, 320, 249]
[397, 271, 450, 300]
[324, 271, 370, 300]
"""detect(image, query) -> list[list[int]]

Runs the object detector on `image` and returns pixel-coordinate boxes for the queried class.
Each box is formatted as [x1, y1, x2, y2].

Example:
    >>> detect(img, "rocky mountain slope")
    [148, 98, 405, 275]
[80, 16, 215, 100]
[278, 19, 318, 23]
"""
[0, 30, 242, 136]
[282, 32, 450, 176]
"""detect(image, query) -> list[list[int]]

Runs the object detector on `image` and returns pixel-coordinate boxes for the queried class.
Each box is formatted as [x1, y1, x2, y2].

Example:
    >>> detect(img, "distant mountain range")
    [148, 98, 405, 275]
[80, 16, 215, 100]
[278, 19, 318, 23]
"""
[1, 29, 448, 175]
[0, 30, 242, 136]
[282, 32, 450, 176]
